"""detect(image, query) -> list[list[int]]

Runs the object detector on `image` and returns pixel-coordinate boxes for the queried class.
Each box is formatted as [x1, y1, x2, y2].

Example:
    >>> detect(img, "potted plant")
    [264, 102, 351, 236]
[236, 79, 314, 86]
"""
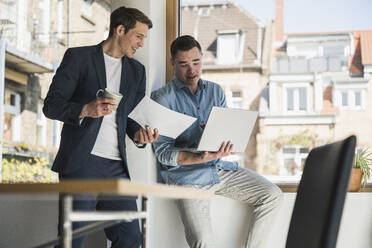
[349, 148, 372, 192]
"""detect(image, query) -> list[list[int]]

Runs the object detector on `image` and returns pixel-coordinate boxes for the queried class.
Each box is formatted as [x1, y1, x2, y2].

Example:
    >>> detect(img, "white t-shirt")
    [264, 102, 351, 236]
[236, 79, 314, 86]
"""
[91, 52, 122, 160]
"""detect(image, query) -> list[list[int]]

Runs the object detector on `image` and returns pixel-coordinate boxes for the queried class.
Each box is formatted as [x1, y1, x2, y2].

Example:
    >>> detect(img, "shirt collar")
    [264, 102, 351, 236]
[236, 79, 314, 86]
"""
[172, 76, 206, 91]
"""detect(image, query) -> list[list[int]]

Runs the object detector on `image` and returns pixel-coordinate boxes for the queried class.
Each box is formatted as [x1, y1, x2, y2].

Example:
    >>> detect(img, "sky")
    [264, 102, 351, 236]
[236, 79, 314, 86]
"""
[182, 0, 372, 33]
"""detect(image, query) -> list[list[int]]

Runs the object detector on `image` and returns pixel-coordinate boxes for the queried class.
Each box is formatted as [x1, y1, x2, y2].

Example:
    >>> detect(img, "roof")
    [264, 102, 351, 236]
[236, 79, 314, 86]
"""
[181, 2, 263, 67]
[359, 30, 372, 65]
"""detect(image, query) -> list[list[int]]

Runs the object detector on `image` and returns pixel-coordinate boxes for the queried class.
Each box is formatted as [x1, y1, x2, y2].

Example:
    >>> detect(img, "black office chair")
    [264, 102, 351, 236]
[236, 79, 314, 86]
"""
[286, 135, 356, 248]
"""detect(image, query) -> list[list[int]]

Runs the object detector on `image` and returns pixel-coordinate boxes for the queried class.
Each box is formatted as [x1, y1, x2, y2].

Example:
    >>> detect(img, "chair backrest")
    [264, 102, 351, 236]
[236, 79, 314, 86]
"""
[286, 135, 356, 248]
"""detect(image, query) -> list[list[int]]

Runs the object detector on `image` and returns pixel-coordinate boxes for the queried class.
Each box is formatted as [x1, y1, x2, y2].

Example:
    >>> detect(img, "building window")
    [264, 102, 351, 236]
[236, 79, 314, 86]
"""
[323, 45, 345, 57]
[37, 101, 47, 147]
[4, 90, 21, 142]
[341, 91, 348, 106]
[57, 0, 63, 40]
[81, 0, 93, 18]
[53, 120, 61, 148]
[281, 146, 309, 176]
[285, 86, 307, 112]
[38, 0, 50, 44]
[338, 90, 364, 110]
[198, 7, 210, 16]
[355, 91, 361, 106]
[217, 30, 244, 64]
[287, 43, 319, 57]
[228, 90, 243, 109]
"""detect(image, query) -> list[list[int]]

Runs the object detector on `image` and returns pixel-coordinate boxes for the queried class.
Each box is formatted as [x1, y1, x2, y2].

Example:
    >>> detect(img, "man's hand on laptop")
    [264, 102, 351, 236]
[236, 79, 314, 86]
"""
[200, 141, 234, 161]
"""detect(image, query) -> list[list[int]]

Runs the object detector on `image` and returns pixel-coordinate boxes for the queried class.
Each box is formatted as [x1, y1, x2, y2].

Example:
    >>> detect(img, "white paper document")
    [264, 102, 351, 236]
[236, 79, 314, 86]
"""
[128, 96, 196, 139]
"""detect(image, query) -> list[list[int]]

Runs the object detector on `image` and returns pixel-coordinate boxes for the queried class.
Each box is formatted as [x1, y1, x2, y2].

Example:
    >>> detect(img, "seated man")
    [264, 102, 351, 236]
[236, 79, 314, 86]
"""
[151, 35, 283, 248]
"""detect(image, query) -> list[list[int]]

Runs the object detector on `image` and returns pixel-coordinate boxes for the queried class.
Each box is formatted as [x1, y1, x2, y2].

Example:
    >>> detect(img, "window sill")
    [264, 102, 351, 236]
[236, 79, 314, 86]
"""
[276, 183, 372, 193]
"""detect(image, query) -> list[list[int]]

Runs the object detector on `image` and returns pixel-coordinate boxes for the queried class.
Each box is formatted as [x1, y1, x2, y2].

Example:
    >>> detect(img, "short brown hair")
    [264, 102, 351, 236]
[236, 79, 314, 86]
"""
[170, 35, 202, 59]
[109, 6, 153, 37]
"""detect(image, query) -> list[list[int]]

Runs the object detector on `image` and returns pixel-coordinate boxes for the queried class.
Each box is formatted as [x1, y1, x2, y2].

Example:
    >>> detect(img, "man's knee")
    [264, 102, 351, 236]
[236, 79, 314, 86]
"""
[185, 226, 215, 248]
[267, 183, 284, 207]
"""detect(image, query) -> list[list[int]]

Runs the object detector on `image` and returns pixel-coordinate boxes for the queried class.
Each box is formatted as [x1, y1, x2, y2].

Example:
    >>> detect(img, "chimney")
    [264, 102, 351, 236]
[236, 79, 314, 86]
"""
[275, 0, 284, 43]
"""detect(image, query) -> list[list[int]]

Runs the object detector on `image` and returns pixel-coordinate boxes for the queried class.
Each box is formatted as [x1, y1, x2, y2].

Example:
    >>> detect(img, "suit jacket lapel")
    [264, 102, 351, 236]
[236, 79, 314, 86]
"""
[119, 57, 128, 102]
[92, 42, 106, 89]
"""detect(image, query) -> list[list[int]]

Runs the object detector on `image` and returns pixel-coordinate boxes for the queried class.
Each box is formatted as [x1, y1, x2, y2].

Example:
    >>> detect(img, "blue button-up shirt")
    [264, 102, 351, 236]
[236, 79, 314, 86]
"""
[151, 77, 238, 186]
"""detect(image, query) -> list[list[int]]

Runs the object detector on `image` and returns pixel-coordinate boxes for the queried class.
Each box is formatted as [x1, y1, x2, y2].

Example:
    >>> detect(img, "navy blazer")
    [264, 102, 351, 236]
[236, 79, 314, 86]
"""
[43, 42, 145, 175]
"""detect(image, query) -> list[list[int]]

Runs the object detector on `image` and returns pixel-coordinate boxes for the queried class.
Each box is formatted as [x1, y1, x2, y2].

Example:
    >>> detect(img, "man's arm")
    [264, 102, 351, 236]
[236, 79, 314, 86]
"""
[43, 49, 85, 125]
[178, 141, 233, 165]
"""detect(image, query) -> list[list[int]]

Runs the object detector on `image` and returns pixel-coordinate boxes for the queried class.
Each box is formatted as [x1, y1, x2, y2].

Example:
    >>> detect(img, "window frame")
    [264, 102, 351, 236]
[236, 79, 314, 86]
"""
[282, 82, 310, 114]
[280, 145, 309, 176]
[336, 88, 365, 110]
[4, 90, 21, 142]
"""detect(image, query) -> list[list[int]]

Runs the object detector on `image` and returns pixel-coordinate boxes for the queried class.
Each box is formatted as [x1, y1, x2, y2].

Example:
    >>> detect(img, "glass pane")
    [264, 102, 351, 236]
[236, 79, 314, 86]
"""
[283, 147, 296, 154]
[342, 92, 348, 106]
[323, 45, 345, 57]
[355, 91, 361, 106]
[299, 147, 309, 153]
[284, 158, 298, 175]
[299, 87, 307, 110]
[180, 0, 371, 183]
[232, 91, 242, 97]
[217, 34, 237, 64]
[301, 158, 307, 170]
[287, 88, 294, 110]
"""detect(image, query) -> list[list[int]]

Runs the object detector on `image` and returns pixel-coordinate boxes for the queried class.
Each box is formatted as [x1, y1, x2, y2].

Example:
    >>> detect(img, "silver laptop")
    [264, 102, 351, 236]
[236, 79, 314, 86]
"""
[171, 107, 258, 153]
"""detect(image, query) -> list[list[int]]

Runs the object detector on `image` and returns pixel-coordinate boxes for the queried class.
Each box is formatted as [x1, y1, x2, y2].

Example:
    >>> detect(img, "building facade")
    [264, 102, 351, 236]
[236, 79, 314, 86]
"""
[257, 30, 372, 179]
[0, 0, 111, 181]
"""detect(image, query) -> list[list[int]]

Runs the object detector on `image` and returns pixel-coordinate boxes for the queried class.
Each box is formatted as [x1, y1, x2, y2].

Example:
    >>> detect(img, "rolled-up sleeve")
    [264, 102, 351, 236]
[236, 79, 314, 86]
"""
[152, 135, 179, 166]
[151, 90, 179, 166]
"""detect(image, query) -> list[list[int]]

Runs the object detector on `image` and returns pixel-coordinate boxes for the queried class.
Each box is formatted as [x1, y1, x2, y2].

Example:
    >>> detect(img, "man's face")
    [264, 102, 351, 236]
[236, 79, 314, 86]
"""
[117, 21, 148, 58]
[172, 47, 202, 87]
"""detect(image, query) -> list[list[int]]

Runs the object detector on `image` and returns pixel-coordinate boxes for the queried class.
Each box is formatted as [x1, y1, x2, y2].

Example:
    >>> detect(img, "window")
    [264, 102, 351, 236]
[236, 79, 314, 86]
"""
[81, 0, 93, 18]
[3, 90, 21, 142]
[38, 0, 50, 44]
[355, 91, 361, 106]
[285, 86, 307, 112]
[281, 146, 309, 176]
[288, 43, 319, 57]
[179, 0, 371, 184]
[217, 30, 243, 64]
[228, 90, 243, 109]
[57, 0, 63, 40]
[341, 91, 348, 106]
[323, 45, 345, 57]
[53, 120, 61, 148]
[37, 101, 47, 147]
[338, 90, 364, 109]
[198, 7, 210, 16]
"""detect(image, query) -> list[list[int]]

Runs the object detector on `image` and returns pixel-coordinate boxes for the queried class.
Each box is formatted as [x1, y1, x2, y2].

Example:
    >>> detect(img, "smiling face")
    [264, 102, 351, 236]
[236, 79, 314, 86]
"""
[172, 46, 202, 89]
[116, 21, 148, 58]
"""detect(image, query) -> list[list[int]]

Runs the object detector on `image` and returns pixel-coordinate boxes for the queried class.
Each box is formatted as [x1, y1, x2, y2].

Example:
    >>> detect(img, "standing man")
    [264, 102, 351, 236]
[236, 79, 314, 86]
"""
[151, 35, 283, 248]
[43, 7, 158, 248]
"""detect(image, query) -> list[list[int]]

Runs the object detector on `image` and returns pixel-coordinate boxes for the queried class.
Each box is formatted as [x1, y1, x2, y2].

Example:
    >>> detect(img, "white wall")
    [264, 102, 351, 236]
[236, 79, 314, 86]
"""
[112, 1, 167, 248]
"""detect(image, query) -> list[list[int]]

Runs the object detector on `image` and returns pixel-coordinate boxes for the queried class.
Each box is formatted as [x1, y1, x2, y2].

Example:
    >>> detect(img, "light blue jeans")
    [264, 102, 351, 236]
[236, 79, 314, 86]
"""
[176, 167, 283, 248]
